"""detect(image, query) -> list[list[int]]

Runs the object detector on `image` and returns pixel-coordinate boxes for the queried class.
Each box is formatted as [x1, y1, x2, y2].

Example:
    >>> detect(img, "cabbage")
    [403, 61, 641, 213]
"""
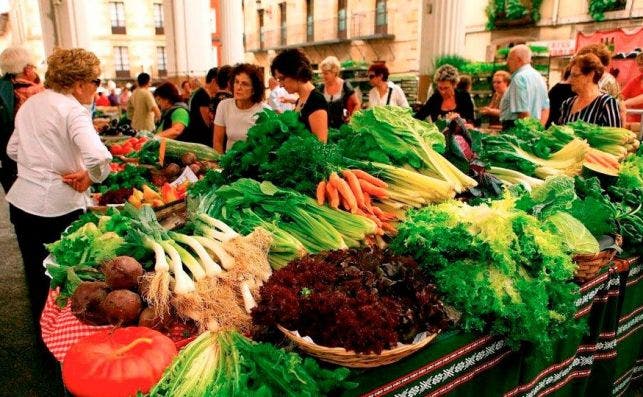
[545, 212, 599, 254]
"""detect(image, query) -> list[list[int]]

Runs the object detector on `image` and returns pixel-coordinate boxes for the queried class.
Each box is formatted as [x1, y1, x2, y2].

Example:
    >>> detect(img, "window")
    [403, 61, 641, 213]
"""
[157, 46, 167, 77]
[258, 9, 265, 49]
[375, 0, 387, 34]
[109, 2, 126, 34]
[337, 0, 347, 39]
[306, 0, 314, 42]
[113, 46, 130, 78]
[279, 2, 287, 46]
[153, 3, 164, 34]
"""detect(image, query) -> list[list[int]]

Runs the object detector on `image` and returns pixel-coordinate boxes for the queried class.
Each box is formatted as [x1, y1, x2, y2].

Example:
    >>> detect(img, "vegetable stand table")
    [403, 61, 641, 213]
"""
[343, 260, 642, 397]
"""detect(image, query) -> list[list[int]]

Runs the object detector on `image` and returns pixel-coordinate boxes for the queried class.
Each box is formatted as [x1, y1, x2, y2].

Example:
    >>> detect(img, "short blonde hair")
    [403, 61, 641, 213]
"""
[493, 70, 511, 84]
[44, 48, 100, 93]
[0, 46, 34, 75]
[434, 64, 459, 84]
[320, 56, 341, 75]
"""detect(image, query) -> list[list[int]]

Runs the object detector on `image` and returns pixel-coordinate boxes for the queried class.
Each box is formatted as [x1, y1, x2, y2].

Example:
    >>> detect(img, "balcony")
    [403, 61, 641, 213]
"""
[245, 10, 394, 52]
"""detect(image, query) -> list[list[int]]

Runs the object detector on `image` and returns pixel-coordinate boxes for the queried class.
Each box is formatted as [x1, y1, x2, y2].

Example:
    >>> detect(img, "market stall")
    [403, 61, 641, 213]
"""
[39, 108, 642, 396]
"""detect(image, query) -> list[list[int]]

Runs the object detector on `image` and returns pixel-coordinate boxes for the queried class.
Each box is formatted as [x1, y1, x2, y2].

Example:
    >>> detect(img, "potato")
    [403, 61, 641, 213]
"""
[163, 163, 181, 178]
[102, 256, 144, 291]
[71, 282, 110, 326]
[101, 290, 143, 326]
[138, 307, 166, 330]
[181, 152, 197, 166]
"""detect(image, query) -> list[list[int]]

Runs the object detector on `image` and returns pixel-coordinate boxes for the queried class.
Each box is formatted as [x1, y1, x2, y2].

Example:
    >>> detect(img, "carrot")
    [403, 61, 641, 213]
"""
[351, 169, 388, 188]
[159, 138, 167, 166]
[381, 222, 397, 234]
[358, 179, 388, 198]
[341, 196, 351, 211]
[316, 181, 327, 205]
[363, 192, 372, 208]
[326, 180, 340, 209]
[341, 170, 366, 209]
[372, 206, 397, 221]
[330, 172, 358, 213]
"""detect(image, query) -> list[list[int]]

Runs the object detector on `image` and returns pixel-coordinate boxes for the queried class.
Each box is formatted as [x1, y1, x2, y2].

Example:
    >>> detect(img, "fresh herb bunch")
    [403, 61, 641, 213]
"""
[252, 247, 452, 354]
[95, 164, 149, 194]
[390, 198, 584, 357]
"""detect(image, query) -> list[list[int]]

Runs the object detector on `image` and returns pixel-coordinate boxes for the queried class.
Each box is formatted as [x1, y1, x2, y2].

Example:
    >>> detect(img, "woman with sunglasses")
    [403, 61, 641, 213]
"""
[5, 48, 112, 360]
[367, 63, 409, 108]
[271, 49, 329, 142]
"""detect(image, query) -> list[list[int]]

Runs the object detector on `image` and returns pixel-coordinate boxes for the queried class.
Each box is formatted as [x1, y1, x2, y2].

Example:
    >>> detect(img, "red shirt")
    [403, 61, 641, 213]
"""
[95, 95, 110, 106]
[622, 73, 643, 122]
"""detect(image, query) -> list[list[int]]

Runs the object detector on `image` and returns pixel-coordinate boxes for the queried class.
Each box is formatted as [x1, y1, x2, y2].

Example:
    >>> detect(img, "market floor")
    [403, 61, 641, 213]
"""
[0, 189, 65, 397]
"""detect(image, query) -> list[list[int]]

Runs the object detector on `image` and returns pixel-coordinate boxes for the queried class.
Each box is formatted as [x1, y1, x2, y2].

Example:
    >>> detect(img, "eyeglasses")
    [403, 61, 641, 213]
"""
[90, 78, 101, 86]
[569, 72, 584, 79]
[368, 74, 377, 79]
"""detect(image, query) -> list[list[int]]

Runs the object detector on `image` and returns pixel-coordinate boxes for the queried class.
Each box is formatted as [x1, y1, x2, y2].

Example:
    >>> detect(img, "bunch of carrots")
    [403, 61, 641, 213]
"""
[316, 169, 397, 234]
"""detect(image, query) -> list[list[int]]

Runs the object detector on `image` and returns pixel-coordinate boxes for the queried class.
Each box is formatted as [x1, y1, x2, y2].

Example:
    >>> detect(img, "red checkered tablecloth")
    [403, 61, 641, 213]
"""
[40, 289, 110, 362]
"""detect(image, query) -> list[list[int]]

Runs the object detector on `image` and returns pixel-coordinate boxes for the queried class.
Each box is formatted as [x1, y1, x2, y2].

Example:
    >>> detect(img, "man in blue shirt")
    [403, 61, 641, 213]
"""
[500, 44, 550, 130]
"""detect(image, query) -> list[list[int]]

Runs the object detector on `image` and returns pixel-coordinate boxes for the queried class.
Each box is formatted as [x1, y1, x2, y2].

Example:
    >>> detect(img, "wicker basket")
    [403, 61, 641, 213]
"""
[277, 325, 439, 368]
[573, 235, 622, 281]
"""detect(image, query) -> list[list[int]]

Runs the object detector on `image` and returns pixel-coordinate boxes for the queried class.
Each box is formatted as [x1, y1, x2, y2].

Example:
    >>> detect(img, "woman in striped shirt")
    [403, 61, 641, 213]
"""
[558, 53, 622, 127]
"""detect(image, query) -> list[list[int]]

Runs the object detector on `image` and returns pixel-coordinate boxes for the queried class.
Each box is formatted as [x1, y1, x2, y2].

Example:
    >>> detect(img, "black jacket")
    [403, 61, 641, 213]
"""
[414, 89, 474, 123]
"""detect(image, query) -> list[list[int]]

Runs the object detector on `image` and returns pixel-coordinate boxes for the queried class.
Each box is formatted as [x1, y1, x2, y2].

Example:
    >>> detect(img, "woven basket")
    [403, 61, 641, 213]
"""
[573, 235, 622, 281]
[277, 325, 438, 368]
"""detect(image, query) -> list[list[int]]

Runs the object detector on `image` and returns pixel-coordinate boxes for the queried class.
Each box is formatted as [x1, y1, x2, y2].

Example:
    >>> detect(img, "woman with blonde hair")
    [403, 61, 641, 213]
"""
[479, 70, 511, 127]
[6, 48, 112, 339]
[318, 56, 360, 128]
[0, 46, 44, 192]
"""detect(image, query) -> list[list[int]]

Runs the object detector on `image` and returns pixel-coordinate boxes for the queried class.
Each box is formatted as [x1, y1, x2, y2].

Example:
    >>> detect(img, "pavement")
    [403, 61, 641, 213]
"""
[0, 189, 65, 396]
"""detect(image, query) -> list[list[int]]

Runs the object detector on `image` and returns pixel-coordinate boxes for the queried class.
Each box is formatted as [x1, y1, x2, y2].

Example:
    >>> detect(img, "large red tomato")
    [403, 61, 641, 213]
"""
[62, 327, 177, 397]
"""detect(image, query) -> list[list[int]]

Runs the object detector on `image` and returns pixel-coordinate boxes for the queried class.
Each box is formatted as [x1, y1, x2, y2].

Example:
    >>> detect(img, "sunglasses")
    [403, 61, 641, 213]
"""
[368, 74, 377, 79]
[91, 78, 101, 86]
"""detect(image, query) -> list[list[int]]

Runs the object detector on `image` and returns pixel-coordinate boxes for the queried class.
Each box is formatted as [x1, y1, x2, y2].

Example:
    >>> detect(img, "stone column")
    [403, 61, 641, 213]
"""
[219, 0, 244, 65]
[37, 0, 90, 54]
[164, 0, 212, 78]
[417, 0, 465, 101]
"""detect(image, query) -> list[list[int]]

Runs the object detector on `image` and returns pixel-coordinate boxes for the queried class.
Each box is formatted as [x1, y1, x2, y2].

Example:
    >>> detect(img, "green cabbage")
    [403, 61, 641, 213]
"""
[545, 212, 599, 254]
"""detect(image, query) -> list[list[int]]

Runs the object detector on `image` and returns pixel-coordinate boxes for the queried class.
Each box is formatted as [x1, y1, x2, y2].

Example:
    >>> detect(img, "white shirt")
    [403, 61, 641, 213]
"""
[368, 81, 409, 108]
[267, 86, 295, 113]
[6, 89, 112, 217]
[214, 98, 268, 151]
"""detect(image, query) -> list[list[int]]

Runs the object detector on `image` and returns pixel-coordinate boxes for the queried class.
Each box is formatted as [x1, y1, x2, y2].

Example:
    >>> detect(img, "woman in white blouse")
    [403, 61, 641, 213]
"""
[367, 63, 409, 108]
[6, 48, 112, 334]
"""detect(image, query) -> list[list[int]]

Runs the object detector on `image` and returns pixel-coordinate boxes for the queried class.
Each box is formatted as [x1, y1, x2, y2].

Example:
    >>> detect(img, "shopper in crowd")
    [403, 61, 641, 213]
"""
[267, 76, 295, 113]
[95, 90, 110, 106]
[127, 72, 161, 131]
[577, 43, 621, 98]
[414, 64, 474, 123]
[479, 70, 510, 127]
[180, 79, 192, 103]
[214, 63, 268, 153]
[153, 81, 190, 139]
[0, 45, 44, 193]
[499, 44, 550, 129]
[271, 49, 328, 142]
[318, 56, 360, 128]
[367, 63, 409, 108]
[183, 67, 218, 146]
[210, 64, 233, 119]
[546, 64, 575, 127]
[557, 54, 621, 127]
[107, 88, 119, 106]
[6, 48, 112, 340]
[119, 85, 131, 113]
[622, 52, 643, 130]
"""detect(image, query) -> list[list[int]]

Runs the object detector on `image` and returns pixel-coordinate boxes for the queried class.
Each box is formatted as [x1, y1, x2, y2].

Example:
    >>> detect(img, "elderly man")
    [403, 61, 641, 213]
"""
[499, 44, 550, 129]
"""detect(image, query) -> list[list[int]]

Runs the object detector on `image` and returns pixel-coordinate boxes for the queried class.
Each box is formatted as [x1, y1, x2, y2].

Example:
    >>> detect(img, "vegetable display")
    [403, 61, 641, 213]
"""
[390, 197, 584, 357]
[62, 327, 177, 397]
[251, 247, 452, 354]
[150, 330, 355, 397]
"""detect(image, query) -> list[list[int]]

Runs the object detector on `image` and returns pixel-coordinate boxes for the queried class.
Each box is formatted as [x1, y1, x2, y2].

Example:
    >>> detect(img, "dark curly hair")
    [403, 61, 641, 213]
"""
[270, 49, 313, 82]
[153, 81, 182, 103]
[571, 54, 604, 84]
[231, 63, 265, 104]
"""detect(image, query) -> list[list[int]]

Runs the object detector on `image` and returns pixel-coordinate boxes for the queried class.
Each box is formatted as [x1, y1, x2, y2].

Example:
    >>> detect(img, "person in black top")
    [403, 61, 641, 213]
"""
[546, 64, 575, 127]
[271, 49, 328, 142]
[318, 56, 360, 128]
[414, 64, 475, 123]
[183, 67, 218, 146]
[210, 65, 233, 119]
[558, 54, 621, 127]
